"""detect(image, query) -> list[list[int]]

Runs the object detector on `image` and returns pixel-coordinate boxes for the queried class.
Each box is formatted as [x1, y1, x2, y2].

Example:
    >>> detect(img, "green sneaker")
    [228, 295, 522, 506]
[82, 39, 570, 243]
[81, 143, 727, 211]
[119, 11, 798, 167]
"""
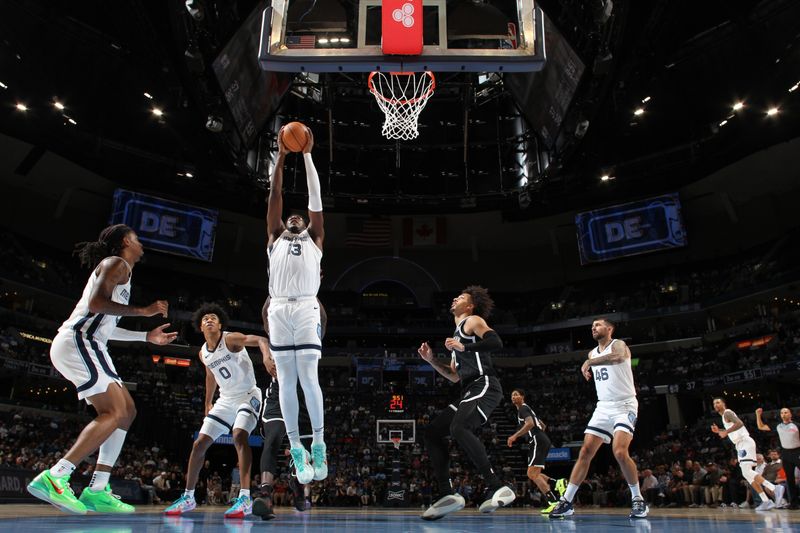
[555, 478, 567, 497]
[27, 470, 87, 515]
[540, 500, 558, 514]
[79, 484, 135, 513]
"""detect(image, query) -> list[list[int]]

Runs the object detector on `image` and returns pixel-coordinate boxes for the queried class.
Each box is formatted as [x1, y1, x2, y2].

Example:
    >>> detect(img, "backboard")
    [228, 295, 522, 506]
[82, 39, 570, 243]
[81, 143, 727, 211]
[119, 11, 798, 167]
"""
[259, 0, 545, 73]
[376, 419, 416, 445]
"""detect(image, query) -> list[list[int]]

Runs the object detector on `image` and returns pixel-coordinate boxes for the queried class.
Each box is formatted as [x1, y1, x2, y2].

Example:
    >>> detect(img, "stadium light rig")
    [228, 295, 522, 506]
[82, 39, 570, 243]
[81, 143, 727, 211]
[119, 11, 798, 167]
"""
[766, 107, 779, 116]
[15, 102, 27, 111]
[732, 101, 744, 111]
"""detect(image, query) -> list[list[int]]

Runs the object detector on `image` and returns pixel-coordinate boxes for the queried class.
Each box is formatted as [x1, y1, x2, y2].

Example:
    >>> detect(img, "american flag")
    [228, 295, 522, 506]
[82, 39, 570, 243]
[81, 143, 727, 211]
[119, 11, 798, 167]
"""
[286, 35, 316, 49]
[346, 217, 392, 247]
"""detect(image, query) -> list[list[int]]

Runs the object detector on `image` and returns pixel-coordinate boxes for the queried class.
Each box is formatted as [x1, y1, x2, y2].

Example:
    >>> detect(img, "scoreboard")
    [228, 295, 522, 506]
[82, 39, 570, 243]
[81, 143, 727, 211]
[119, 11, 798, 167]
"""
[388, 394, 405, 414]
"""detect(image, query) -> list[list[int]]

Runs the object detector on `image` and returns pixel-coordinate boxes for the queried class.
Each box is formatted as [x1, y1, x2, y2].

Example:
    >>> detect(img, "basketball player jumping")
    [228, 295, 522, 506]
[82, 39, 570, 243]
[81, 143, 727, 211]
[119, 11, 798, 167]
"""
[712, 397, 783, 511]
[507, 388, 563, 514]
[265, 125, 327, 485]
[551, 318, 648, 518]
[419, 286, 515, 520]
[164, 303, 269, 519]
[252, 297, 327, 520]
[27, 224, 177, 515]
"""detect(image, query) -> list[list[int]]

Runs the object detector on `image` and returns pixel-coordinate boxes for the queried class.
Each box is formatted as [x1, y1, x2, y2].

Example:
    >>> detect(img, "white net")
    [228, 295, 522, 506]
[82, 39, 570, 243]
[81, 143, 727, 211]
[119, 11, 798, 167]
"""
[368, 71, 436, 141]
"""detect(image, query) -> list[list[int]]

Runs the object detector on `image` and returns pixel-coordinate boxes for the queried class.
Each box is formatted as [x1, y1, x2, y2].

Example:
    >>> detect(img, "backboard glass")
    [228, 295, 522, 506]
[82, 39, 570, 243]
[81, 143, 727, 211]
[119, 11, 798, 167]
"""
[376, 419, 416, 445]
[259, 0, 545, 73]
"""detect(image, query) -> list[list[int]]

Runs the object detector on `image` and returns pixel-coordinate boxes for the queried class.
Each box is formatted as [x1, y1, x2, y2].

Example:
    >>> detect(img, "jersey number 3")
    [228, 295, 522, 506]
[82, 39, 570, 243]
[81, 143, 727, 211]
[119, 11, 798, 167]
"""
[288, 243, 301, 256]
[594, 368, 609, 381]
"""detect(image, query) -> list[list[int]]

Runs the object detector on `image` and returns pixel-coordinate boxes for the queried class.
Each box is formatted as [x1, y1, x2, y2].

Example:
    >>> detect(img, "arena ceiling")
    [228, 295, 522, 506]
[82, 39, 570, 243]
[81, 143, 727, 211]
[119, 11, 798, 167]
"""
[0, 0, 798, 217]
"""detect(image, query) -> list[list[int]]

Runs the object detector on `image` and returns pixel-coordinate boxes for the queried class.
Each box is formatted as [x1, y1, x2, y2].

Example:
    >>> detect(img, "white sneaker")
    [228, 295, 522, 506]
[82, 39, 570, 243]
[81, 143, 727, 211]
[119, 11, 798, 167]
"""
[421, 493, 465, 520]
[776, 498, 790, 509]
[755, 500, 775, 511]
[738, 501, 750, 509]
[774, 485, 786, 505]
[478, 485, 516, 513]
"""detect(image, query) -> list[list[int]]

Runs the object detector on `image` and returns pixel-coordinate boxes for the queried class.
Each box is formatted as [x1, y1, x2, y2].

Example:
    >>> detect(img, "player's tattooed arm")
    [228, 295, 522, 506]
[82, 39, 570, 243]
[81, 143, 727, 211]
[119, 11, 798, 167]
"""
[585, 340, 629, 367]
[418, 342, 460, 383]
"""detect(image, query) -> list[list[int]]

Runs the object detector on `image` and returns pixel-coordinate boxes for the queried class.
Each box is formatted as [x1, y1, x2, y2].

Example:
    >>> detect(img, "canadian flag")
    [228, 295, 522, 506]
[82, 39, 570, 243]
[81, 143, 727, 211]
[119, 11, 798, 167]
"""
[402, 217, 446, 246]
[382, 0, 423, 55]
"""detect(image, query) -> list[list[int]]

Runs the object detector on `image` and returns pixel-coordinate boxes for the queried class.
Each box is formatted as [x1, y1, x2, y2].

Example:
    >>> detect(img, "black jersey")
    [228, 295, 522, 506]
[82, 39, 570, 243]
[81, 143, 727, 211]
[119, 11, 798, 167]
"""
[516, 403, 546, 443]
[451, 316, 496, 387]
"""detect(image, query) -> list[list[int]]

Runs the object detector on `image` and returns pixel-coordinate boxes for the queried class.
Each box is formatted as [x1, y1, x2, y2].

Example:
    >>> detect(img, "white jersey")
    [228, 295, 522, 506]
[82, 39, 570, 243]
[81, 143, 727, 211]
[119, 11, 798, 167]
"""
[722, 409, 750, 445]
[268, 229, 322, 298]
[201, 332, 257, 399]
[590, 339, 636, 402]
[58, 257, 132, 345]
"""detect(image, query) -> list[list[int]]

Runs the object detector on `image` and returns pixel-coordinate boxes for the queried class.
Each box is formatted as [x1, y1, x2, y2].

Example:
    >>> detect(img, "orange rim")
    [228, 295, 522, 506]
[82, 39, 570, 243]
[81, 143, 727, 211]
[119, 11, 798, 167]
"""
[368, 71, 436, 105]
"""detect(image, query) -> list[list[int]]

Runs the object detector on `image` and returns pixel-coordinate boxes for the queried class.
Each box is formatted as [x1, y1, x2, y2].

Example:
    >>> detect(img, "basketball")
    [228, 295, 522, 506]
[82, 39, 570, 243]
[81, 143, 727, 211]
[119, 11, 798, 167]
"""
[280, 122, 310, 152]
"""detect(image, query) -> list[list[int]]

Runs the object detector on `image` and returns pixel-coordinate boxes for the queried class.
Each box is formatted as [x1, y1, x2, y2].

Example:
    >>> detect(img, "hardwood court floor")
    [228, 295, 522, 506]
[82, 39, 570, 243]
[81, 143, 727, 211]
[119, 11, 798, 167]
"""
[0, 504, 797, 532]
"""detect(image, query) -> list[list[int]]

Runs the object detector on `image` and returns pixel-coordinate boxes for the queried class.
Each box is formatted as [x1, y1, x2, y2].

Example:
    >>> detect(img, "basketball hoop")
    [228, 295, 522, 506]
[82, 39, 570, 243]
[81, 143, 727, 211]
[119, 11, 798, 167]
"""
[368, 71, 436, 141]
[390, 436, 402, 450]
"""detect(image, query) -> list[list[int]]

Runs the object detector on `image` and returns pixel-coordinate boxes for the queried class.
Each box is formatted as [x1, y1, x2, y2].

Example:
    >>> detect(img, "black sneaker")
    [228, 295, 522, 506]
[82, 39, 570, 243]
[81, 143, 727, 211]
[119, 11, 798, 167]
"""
[630, 497, 649, 518]
[549, 499, 574, 518]
[252, 496, 276, 520]
[289, 476, 306, 512]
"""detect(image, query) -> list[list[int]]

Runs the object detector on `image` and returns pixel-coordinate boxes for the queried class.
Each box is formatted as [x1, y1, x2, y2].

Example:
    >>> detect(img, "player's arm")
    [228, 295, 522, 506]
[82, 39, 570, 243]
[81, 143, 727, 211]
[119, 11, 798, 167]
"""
[508, 415, 535, 447]
[755, 408, 771, 431]
[584, 340, 629, 367]
[446, 316, 503, 353]
[266, 131, 289, 244]
[108, 323, 178, 345]
[418, 342, 460, 383]
[223, 332, 270, 358]
[203, 355, 217, 416]
[88, 257, 168, 317]
[302, 129, 325, 248]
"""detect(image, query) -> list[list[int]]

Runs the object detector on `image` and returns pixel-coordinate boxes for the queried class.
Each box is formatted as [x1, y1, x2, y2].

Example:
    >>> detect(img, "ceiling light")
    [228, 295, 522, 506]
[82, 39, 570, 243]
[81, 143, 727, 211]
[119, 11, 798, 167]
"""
[718, 119, 728, 126]
[184, 172, 193, 178]
[67, 118, 77, 125]
[766, 107, 779, 116]
[732, 101, 744, 111]
[633, 108, 644, 116]
[53, 101, 64, 110]
[152, 107, 163, 117]
[600, 174, 615, 181]
[0, 81, 7, 89]
[318, 38, 329, 44]
[330, 37, 340, 43]
[641, 96, 651, 103]
[144, 92, 153, 99]
[790, 83, 798, 93]
[15, 103, 27, 111]
[340, 37, 351, 43]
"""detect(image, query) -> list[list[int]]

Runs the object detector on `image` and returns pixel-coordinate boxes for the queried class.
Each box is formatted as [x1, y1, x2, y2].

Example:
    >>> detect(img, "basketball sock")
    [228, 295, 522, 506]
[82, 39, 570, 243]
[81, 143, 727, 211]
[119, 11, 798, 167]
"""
[546, 490, 559, 503]
[756, 490, 767, 502]
[90, 470, 110, 491]
[49, 459, 76, 478]
[239, 489, 250, 498]
[97, 429, 128, 470]
[629, 482, 643, 500]
[275, 356, 302, 448]
[259, 483, 273, 495]
[185, 489, 195, 500]
[297, 356, 325, 446]
[563, 482, 579, 503]
[762, 480, 776, 492]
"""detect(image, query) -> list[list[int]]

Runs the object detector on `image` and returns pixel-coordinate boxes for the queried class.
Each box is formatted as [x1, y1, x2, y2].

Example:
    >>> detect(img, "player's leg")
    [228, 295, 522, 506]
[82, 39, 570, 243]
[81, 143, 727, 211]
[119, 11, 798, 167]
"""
[610, 430, 648, 517]
[528, 433, 558, 513]
[165, 402, 231, 515]
[77, 382, 137, 514]
[224, 390, 262, 518]
[550, 431, 604, 517]
[294, 301, 326, 480]
[422, 405, 465, 520]
[254, 419, 284, 520]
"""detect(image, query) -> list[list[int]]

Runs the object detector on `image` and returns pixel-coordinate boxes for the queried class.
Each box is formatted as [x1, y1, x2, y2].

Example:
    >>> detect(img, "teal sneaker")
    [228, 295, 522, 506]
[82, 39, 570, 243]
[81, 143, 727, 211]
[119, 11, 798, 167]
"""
[224, 495, 252, 519]
[27, 470, 87, 515]
[311, 442, 328, 481]
[290, 447, 314, 484]
[164, 493, 197, 516]
[79, 484, 135, 513]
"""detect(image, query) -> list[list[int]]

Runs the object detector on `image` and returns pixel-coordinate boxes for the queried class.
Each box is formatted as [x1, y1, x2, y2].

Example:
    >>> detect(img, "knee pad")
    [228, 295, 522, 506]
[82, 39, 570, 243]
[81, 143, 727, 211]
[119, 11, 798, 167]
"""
[741, 462, 757, 484]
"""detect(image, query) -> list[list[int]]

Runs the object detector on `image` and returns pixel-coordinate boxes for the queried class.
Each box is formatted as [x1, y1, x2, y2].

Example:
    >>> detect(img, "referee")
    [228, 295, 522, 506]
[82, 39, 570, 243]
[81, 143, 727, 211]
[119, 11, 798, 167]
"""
[756, 407, 800, 508]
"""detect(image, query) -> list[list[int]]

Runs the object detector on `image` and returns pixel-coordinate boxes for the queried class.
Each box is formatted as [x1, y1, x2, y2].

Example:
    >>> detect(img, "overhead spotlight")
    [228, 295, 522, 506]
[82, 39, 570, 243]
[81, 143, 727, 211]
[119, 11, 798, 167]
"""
[732, 101, 744, 111]
[641, 96, 651, 103]
[318, 38, 329, 44]
[185, 0, 204, 21]
[718, 119, 728, 126]
[205, 114, 223, 132]
[15, 103, 27, 111]
[330, 37, 340, 43]
[151, 107, 164, 117]
[340, 37, 351, 43]
[144, 92, 153, 99]
[790, 83, 799, 93]
[766, 107, 779, 116]
[67, 117, 77, 125]
[0, 81, 7, 89]
[53, 101, 64, 110]
[633, 108, 644, 116]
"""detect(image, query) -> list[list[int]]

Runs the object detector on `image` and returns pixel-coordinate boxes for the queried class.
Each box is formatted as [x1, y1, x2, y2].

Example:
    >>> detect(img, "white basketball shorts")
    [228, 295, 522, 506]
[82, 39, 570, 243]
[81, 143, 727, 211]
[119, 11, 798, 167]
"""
[50, 329, 123, 405]
[584, 399, 639, 444]
[267, 297, 322, 358]
[200, 387, 263, 441]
